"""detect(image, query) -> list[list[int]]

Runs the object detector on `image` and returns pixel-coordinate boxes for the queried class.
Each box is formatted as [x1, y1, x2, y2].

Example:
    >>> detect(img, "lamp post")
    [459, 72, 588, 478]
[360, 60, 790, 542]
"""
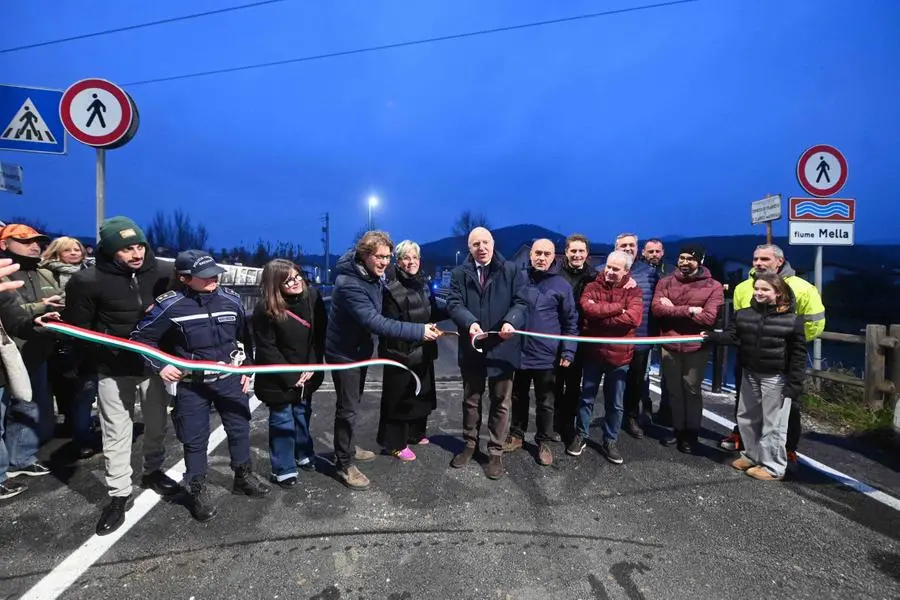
[455, 250, 461, 265]
[367, 195, 379, 231]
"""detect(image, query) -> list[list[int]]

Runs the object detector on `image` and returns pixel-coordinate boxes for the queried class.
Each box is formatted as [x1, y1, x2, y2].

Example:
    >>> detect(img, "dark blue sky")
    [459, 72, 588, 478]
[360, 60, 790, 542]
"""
[2, 0, 898, 251]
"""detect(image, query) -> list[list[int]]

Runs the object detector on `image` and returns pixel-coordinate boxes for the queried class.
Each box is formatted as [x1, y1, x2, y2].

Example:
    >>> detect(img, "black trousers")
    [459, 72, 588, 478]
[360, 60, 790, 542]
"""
[332, 366, 368, 471]
[553, 352, 583, 440]
[510, 368, 555, 443]
[623, 348, 652, 421]
[381, 418, 427, 452]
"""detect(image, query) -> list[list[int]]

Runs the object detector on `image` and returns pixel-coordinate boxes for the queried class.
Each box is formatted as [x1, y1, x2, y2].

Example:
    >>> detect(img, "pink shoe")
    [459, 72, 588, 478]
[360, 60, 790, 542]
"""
[392, 447, 416, 462]
[415, 437, 430, 445]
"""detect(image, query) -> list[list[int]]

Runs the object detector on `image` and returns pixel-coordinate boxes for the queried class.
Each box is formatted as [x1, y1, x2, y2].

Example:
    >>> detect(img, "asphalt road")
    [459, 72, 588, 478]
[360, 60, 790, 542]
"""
[1, 327, 898, 600]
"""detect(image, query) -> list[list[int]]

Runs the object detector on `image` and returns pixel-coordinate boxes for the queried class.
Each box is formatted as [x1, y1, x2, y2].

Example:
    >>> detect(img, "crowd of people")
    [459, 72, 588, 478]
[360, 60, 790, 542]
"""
[0, 216, 824, 533]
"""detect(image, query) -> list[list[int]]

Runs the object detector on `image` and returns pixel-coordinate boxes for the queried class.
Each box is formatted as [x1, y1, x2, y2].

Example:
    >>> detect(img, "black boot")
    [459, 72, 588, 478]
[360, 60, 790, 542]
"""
[232, 462, 271, 497]
[96, 495, 132, 536]
[189, 476, 218, 522]
[677, 430, 694, 454]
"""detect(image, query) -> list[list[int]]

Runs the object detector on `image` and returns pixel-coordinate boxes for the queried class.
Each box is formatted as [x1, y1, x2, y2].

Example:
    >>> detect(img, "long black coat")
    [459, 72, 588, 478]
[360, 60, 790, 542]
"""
[446, 252, 528, 377]
[378, 269, 442, 420]
[251, 285, 327, 408]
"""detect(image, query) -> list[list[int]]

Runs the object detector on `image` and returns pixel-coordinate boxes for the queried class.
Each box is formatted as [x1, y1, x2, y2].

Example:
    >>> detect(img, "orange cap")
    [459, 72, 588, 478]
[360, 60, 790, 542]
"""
[0, 224, 50, 242]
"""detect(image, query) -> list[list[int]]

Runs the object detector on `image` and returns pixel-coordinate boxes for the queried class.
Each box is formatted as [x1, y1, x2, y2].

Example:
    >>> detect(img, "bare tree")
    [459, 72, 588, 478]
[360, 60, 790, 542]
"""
[145, 209, 209, 253]
[451, 210, 490, 237]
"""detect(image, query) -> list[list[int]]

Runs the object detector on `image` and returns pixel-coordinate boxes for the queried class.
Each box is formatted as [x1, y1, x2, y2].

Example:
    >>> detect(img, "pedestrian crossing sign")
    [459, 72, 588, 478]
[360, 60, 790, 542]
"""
[0, 84, 66, 155]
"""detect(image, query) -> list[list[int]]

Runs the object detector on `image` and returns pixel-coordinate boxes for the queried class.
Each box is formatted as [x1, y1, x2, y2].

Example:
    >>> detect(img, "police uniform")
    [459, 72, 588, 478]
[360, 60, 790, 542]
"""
[130, 250, 269, 521]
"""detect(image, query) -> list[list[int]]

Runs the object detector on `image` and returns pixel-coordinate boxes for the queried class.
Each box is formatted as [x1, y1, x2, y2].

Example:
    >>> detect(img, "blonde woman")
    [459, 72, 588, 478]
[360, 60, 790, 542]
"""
[40, 236, 87, 288]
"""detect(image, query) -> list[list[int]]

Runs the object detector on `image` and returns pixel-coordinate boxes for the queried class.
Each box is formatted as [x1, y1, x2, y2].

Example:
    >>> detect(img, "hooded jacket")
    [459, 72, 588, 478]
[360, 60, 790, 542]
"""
[732, 261, 825, 341]
[651, 266, 724, 353]
[325, 251, 425, 364]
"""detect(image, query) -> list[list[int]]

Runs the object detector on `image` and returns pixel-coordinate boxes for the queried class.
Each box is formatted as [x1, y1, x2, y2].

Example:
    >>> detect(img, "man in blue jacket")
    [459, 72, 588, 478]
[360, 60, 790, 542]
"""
[326, 231, 440, 490]
[504, 239, 578, 467]
[447, 227, 528, 480]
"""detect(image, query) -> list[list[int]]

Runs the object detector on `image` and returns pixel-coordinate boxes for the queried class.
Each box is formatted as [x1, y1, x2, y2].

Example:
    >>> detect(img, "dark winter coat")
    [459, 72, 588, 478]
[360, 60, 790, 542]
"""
[378, 267, 443, 367]
[446, 252, 528, 377]
[557, 260, 595, 308]
[252, 285, 327, 407]
[520, 267, 579, 370]
[580, 273, 643, 367]
[63, 249, 172, 376]
[0, 251, 61, 366]
[651, 266, 724, 353]
[629, 260, 661, 338]
[325, 251, 425, 364]
[0, 291, 39, 389]
[706, 298, 807, 399]
[379, 267, 443, 420]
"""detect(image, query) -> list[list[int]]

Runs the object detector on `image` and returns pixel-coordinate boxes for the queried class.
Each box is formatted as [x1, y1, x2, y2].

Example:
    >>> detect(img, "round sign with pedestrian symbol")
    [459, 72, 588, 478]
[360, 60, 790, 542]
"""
[59, 78, 139, 149]
[796, 144, 847, 197]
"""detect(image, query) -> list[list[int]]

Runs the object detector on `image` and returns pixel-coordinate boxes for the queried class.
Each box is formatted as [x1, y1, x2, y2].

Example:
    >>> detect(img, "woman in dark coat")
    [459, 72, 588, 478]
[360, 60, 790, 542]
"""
[377, 240, 445, 461]
[252, 259, 326, 488]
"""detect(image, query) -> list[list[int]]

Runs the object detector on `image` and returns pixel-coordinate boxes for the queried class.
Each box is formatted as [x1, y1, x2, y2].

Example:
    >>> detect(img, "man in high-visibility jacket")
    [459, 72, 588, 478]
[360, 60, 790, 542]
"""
[719, 244, 825, 460]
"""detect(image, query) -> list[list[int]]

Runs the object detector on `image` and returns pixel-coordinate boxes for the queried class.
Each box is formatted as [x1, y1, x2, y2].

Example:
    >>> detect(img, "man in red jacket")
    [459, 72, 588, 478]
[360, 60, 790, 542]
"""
[567, 251, 642, 465]
[651, 244, 724, 454]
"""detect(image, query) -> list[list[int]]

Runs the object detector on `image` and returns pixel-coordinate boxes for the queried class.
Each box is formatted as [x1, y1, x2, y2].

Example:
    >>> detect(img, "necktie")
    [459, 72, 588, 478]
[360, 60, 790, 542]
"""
[479, 266, 486, 287]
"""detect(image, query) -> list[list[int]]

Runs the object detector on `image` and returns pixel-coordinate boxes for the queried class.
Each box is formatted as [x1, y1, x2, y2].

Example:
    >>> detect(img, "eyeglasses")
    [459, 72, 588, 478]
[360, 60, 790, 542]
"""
[677, 256, 698, 263]
[372, 254, 392, 263]
[282, 273, 303, 287]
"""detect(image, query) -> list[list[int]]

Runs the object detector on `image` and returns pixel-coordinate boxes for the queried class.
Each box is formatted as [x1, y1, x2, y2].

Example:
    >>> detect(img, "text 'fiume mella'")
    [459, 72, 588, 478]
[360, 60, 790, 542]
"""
[793, 227, 850, 239]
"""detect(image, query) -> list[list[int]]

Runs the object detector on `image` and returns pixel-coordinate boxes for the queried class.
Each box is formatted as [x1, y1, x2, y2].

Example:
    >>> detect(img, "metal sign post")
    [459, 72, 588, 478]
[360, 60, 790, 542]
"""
[750, 194, 782, 244]
[96, 148, 106, 242]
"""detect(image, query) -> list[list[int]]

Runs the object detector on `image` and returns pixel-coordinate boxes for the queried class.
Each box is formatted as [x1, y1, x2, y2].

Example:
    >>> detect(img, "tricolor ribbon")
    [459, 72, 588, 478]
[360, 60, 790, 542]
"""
[44, 322, 422, 395]
[471, 330, 704, 352]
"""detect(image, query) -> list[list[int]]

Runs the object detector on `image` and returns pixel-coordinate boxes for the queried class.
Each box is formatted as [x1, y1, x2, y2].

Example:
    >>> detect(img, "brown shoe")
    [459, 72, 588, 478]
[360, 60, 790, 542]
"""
[485, 454, 504, 480]
[746, 466, 782, 481]
[354, 446, 376, 462]
[450, 444, 477, 468]
[337, 466, 371, 490]
[731, 456, 755, 471]
[502, 435, 523, 453]
[537, 443, 552, 467]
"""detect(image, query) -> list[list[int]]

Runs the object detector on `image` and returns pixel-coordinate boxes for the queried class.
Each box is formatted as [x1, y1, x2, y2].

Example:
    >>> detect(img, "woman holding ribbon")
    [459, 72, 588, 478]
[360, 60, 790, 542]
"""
[376, 240, 445, 462]
[252, 260, 327, 488]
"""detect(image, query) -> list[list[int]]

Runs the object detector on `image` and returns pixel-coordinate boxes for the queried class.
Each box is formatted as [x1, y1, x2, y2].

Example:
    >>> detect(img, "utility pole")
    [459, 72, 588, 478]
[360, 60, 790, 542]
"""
[321, 212, 330, 284]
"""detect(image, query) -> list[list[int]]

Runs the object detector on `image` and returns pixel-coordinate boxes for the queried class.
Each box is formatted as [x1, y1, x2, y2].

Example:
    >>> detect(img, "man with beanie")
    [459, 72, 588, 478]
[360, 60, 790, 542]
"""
[131, 250, 270, 522]
[651, 244, 724, 454]
[64, 216, 180, 535]
[0, 224, 63, 447]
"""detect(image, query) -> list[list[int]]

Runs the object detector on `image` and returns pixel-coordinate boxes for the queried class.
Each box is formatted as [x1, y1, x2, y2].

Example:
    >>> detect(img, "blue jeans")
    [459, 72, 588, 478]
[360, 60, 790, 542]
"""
[577, 360, 629, 443]
[0, 386, 40, 484]
[268, 399, 314, 479]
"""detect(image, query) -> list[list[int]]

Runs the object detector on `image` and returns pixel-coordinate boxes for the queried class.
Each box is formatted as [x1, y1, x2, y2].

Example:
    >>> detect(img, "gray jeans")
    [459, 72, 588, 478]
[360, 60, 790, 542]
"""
[97, 375, 169, 497]
[738, 372, 790, 477]
[660, 348, 708, 434]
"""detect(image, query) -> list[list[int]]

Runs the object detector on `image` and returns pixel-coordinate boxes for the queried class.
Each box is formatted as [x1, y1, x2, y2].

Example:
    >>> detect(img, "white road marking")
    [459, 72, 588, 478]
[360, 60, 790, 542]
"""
[20, 397, 262, 600]
[648, 381, 900, 512]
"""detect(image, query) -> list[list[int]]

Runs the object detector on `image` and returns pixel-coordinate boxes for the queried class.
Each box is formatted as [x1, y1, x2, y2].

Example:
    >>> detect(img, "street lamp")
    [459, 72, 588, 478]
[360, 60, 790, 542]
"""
[367, 195, 379, 231]
[455, 250, 461, 265]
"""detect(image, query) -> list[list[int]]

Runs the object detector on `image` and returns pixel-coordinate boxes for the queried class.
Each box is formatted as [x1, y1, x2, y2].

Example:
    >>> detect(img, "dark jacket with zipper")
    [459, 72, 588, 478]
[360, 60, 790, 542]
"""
[63, 249, 172, 376]
[378, 266, 445, 367]
[706, 296, 807, 400]
[0, 290, 39, 388]
[446, 251, 529, 376]
[252, 284, 327, 407]
[325, 251, 426, 364]
[520, 267, 579, 370]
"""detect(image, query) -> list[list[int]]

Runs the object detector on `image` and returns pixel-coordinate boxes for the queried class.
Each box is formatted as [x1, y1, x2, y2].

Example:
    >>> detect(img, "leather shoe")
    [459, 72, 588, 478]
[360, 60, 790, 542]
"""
[96, 495, 132, 536]
[677, 439, 693, 454]
[141, 470, 181, 496]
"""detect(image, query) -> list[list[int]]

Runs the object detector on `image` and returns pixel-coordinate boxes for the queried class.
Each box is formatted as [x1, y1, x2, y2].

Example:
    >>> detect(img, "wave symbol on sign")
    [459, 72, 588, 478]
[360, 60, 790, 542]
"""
[795, 201, 850, 218]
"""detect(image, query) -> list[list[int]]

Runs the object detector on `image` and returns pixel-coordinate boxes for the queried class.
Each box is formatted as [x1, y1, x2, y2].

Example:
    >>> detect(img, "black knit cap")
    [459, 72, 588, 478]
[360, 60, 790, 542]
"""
[678, 244, 706, 264]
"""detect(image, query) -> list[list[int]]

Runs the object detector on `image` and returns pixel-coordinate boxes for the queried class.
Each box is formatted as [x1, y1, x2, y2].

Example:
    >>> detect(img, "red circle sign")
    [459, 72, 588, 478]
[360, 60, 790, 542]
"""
[60, 78, 136, 148]
[796, 144, 848, 197]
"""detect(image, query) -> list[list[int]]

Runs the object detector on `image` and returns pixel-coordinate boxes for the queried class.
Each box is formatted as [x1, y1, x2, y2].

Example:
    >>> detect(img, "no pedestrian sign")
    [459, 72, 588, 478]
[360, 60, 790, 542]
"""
[60, 78, 139, 149]
[796, 144, 848, 197]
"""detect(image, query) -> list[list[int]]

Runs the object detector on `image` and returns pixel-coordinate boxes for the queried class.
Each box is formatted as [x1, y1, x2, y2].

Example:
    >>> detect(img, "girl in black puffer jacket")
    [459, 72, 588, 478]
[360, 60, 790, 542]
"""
[704, 272, 806, 480]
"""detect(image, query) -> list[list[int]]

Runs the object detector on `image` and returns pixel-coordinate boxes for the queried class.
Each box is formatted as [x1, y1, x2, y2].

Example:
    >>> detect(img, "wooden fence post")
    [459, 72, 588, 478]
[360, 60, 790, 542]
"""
[864, 324, 888, 410]
[890, 325, 900, 432]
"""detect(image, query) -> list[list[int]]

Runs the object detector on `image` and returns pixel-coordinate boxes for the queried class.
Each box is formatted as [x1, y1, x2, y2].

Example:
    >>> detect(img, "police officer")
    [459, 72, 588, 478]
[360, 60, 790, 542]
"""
[131, 250, 270, 522]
